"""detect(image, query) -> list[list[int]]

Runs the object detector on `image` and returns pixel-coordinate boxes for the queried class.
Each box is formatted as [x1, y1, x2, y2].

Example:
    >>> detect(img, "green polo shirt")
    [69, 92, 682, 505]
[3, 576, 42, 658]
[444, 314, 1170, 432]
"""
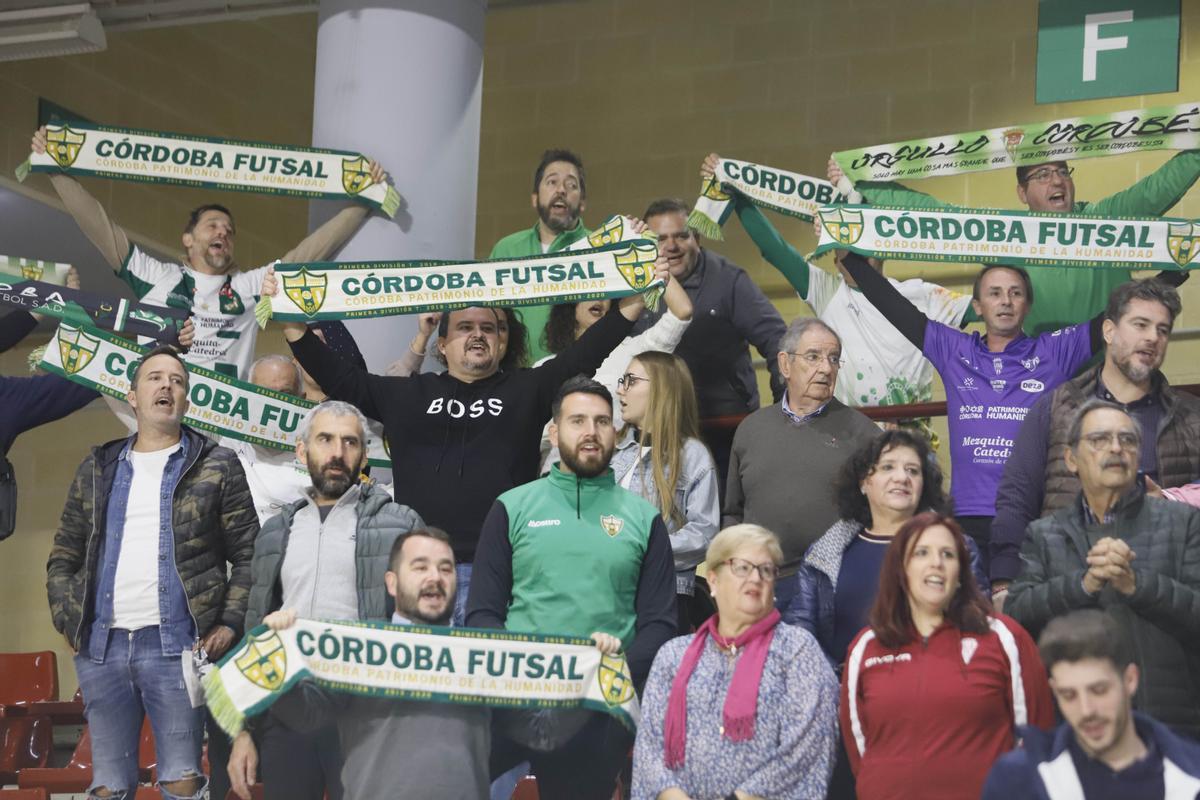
[489, 219, 590, 361]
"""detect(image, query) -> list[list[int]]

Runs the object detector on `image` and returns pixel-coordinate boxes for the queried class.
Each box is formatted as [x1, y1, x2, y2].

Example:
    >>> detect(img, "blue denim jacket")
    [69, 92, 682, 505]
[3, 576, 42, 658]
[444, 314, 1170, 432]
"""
[88, 435, 196, 660]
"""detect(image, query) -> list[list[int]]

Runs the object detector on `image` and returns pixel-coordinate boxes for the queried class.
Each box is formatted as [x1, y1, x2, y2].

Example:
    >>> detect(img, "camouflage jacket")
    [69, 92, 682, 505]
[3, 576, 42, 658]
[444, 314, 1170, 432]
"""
[46, 426, 259, 650]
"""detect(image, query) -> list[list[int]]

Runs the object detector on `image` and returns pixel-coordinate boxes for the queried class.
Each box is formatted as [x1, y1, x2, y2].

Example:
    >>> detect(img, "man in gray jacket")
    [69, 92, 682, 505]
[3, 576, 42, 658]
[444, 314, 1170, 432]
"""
[228, 399, 424, 800]
[1007, 399, 1200, 739]
[230, 528, 489, 800]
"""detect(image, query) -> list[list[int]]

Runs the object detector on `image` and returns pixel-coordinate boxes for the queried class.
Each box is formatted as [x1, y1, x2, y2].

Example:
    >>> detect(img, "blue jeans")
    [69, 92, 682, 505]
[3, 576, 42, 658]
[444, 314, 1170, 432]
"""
[455, 562, 472, 626]
[74, 627, 206, 799]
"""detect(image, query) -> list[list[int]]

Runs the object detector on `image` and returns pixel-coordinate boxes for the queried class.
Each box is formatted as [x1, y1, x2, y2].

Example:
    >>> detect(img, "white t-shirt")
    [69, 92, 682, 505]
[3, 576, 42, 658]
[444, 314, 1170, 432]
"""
[120, 246, 269, 379]
[805, 263, 972, 407]
[111, 442, 182, 630]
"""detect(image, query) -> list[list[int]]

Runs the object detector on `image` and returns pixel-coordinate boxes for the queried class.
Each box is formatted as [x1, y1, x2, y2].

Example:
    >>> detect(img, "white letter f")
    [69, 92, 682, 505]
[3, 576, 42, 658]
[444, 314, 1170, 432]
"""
[1083, 10, 1133, 82]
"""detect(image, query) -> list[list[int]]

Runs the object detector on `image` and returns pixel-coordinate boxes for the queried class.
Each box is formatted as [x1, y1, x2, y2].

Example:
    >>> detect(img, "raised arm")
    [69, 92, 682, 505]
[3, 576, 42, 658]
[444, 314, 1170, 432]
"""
[278, 161, 386, 263]
[32, 127, 131, 271]
[838, 252, 929, 349]
[1087, 150, 1200, 218]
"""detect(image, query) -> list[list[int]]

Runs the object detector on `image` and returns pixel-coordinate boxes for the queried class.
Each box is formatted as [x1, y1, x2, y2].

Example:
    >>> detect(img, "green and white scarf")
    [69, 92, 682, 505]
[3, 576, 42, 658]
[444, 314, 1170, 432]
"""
[833, 102, 1200, 183]
[687, 157, 847, 240]
[813, 205, 1200, 271]
[0, 278, 188, 345]
[203, 619, 640, 737]
[38, 322, 393, 468]
[18, 123, 401, 218]
[1, 255, 72, 285]
[260, 215, 661, 324]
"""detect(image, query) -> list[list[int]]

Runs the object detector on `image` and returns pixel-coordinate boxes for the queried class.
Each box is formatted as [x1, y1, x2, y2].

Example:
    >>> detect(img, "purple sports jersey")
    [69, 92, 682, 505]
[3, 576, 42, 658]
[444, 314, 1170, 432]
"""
[924, 320, 1094, 516]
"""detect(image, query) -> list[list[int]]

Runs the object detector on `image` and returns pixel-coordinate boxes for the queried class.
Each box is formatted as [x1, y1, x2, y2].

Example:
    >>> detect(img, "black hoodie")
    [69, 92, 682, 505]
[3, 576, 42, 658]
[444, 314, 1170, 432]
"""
[289, 307, 633, 561]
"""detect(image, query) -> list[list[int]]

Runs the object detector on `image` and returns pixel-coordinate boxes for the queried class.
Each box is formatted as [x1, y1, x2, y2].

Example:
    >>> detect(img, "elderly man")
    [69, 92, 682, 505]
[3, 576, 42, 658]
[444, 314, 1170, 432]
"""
[723, 317, 878, 607]
[468, 376, 676, 800]
[228, 399, 424, 800]
[983, 610, 1200, 800]
[47, 345, 258, 800]
[1007, 400, 1200, 739]
[835, 152, 1196, 334]
[991, 279, 1200, 597]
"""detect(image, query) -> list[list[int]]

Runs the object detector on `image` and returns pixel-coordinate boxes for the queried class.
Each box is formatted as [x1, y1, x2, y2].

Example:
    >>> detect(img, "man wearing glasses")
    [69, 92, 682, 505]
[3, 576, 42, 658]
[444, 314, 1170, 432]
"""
[723, 317, 879, 611]
[1006, 399, 1200, 740]
[991, 280, 1200, 605]
[833, 153, 1198, 334]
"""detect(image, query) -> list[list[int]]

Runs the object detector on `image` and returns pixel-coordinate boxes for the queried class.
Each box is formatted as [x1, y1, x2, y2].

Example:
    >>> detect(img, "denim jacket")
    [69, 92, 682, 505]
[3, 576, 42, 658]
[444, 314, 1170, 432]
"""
[88, 436, 196, 660]
[609, 430, 720, 594]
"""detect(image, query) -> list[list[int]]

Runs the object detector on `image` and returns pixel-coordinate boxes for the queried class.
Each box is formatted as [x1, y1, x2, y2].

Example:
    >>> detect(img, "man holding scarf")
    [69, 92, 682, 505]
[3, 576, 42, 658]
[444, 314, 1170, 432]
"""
[467, 377, 677, 800]
[31, 126, 386, 379]
[833, 151, 1197, 333]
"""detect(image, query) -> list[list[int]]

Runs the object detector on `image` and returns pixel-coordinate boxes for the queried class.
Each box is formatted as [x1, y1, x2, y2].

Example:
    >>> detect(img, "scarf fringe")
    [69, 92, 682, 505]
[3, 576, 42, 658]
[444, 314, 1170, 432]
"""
[202, 670, 245, 737]
[686, 208, 725, 241]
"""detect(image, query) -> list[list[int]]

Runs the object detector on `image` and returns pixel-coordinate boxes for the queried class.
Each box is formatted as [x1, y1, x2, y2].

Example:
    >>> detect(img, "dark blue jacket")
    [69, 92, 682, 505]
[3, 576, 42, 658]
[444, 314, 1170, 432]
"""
[981, 712, 1200, 800]
[782, 518, 989, 671]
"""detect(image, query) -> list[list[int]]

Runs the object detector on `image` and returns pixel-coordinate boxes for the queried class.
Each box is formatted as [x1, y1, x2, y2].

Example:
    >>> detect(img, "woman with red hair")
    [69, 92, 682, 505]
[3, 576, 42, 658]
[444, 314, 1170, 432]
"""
[840, 512, 1053, 800]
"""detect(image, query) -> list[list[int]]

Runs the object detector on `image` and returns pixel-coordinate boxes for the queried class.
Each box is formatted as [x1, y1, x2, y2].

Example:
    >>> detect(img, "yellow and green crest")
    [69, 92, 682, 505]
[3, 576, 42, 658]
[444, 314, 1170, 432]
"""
[587, 217, 625, 248]
[46, 126, 86, 169]
[819, 208, 864, 246]
[701, 175, 731, 202]
[613, 244, 657, 292]
[282, 268, 328, 317]
[58, 325, 99, 375]
[235, 631, 288, 691]
[597, 653, 635, 707]
[20, 261, 44, 281]
[1167, 222, 1200, 268]
[341, 157, 373, 195]
[600, 514, 624, 538]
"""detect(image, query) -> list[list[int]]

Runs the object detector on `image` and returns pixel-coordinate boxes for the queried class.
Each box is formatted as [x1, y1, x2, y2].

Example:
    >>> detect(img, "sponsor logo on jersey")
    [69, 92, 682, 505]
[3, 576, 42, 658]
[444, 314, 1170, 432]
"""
[1021, 379, 1045, 393]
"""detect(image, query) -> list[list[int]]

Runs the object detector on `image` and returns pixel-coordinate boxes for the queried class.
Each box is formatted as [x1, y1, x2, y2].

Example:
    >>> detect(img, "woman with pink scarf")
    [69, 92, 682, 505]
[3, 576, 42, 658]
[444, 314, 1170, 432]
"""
[631, 524, 839, 800]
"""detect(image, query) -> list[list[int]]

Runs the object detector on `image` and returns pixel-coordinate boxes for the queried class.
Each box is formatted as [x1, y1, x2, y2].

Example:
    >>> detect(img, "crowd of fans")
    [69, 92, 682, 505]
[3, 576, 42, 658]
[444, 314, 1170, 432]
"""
[4, 128, 1200, 800]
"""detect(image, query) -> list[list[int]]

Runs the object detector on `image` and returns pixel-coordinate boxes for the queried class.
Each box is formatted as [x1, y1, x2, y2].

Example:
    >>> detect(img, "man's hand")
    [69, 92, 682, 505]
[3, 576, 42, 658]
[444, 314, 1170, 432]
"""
[31, 126, 48, 155]
[701, 152, 720, 181]
[1083, 540, 1111, 594]
[990, 580, 1010, 613]
[417, 312, 442, 337]
[228, 731, 258, 800]
[827, 155, 845, 187]
[590, 632, 621, 655]
[177, 318, 196, 349]
[263, 609, 298, 631]
[367, 159, 387, 187]
[1102, 538, 1137, 596]
[199, 625, 237, 660]
[261, 267, 307, 342]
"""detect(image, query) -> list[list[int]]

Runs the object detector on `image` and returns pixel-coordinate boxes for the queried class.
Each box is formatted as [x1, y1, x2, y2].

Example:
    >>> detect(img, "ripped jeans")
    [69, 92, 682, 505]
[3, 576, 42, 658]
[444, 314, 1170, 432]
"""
[74, 627, 206, 800]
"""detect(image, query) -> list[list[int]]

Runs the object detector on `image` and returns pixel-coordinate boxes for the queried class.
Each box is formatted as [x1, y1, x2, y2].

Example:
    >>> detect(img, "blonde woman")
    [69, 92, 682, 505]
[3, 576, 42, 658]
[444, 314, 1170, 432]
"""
[612, 351, 720, 632]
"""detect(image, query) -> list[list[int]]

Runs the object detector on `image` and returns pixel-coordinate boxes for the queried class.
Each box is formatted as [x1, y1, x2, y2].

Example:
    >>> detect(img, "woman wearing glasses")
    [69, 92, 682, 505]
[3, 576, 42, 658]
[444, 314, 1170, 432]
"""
[611, 352, 720, 632]
[841, 513, 1054, 800]
[632, 524, 839, 800]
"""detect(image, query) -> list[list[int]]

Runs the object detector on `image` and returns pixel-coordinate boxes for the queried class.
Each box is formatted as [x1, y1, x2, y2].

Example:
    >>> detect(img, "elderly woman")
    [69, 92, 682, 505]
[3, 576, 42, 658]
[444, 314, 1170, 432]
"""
[841, 513, 1053, 800]
[632, 524, 838, 800]
[785, 430, 987, 672]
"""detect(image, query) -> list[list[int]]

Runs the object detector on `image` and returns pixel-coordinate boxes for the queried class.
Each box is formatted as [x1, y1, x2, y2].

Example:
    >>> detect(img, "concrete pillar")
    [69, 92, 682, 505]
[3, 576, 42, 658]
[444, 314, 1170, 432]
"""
[310, 0, 485, 371]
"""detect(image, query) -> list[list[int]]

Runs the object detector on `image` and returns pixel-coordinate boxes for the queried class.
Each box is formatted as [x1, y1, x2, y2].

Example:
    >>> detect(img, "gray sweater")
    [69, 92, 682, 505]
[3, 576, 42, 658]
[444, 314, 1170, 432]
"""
[723, 400, 879, 573]
[272, 663, 490, 800]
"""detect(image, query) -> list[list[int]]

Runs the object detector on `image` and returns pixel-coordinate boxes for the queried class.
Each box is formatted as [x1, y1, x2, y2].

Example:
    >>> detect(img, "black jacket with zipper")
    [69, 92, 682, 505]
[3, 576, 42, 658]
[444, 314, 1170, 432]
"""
[290, 306, 633, 561]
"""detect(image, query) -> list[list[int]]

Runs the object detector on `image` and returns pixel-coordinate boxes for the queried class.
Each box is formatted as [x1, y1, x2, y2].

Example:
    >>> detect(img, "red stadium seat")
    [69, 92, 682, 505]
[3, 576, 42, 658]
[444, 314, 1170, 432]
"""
[25, 688, 85, 726]
[224, 786, 264, 800]
[0, 788, 50, 799]
[511, 775, 538, 800]
[17, 728, 91, 793]
[0, 716, 52, 784]
[0, 653, 58, 713]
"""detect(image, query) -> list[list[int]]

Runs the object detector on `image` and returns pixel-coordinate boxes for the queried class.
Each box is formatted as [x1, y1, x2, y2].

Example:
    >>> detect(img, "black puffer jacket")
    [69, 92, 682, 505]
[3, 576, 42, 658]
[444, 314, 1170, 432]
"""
[1007, 486, 1200, 738]
[46, 427, 259, 650]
